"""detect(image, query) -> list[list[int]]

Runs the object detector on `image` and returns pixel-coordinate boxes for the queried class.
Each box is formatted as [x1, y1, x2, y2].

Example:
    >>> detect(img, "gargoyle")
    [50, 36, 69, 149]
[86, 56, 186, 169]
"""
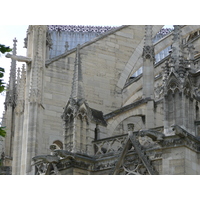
[32, 155, 60, 175]
[53, 149, 75, 159]
[6, 53, 32, 64]
[139, 129, 165, 141]
[32, 155, 60, 165]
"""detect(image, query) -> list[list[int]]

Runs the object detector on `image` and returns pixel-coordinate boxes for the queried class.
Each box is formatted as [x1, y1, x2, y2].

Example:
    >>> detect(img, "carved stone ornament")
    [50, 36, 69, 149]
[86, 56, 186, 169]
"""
[15, 100, 24, 114]
[122, 160, 149, 175]
[194, 87, 200, 101]
[154, 83, 164, 99]
[48, 25, 116, 33]
[46, 32, 53, 49]
[32, 155, 60, 175]
[127, 123, 134, 131]
[142, 45, 155, 61]
[23, 37, 28, 48]
[29, 88, 40, 103]
[93, 135, 127, 157]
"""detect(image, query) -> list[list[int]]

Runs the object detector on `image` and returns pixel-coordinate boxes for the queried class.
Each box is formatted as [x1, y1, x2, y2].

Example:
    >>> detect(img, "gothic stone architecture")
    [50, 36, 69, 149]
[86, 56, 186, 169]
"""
[1, 25, 200, 175]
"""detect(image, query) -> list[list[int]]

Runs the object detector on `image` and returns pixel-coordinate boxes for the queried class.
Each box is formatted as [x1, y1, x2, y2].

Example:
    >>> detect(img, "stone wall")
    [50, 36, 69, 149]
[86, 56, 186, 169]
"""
[43, 26, 148, 148]
[162, 146, 200, 175]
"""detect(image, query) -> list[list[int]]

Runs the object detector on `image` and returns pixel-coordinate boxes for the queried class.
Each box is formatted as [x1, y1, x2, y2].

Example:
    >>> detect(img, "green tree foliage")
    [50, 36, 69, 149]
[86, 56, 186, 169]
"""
[0, 44, 12, 137]
[0, 44, 12, 54]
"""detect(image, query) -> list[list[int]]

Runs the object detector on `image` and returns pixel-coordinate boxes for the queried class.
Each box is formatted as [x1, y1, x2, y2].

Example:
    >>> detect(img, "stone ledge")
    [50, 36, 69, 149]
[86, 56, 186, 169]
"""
[104, 97, 151, 120]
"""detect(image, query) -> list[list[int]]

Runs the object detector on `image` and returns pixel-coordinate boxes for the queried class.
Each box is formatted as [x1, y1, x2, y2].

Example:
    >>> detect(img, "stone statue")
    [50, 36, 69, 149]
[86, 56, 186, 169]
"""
[139, 129, 165, 141]
[32, 155, 59, 164]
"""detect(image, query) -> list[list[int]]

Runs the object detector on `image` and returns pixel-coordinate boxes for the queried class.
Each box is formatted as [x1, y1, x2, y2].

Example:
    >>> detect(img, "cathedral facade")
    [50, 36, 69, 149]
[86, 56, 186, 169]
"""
[1, 25, 200, 175]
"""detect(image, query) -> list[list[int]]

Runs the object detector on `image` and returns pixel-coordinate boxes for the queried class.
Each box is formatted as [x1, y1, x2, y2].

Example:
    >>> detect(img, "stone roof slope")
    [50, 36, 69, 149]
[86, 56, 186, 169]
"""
[46, 25, 128, 66]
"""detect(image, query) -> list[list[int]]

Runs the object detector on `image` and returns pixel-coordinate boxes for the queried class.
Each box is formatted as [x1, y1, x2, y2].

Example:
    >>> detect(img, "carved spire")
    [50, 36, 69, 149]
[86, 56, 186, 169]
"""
[170, 25, 185, 76]
[142, 25, 155, 61]
[15, 64, 26, 114]
[16, 67, 21, 94]
[12, 37, 17, 55]
[6, 38, 17, 108]
[70, 44, 85, 102]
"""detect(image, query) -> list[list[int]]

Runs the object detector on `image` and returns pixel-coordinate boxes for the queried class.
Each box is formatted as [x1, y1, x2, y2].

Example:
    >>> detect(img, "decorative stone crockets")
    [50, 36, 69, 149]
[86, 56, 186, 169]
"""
[5, 38, 18, 109]
[163, 25, 200, 136]
[62, 44, 106, 155]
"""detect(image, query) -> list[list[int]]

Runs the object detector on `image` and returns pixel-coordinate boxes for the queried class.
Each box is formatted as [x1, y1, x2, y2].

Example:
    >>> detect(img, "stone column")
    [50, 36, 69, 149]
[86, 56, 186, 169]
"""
[142, 25, 155, 129]
[12, 65, 26, 174]
[20, 26, 47, 175]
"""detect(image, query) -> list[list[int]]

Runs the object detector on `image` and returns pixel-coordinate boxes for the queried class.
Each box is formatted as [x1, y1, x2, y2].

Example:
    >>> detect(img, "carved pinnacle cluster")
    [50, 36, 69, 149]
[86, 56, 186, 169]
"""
[5, 38, 17, 108]
[170, 25, 186, 77]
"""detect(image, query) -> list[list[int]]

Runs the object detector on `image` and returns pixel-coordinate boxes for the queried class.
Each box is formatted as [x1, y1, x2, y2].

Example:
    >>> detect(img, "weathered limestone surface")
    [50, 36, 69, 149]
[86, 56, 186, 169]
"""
[162, 147, 200, 175]
[162, 147, 185, 175]
[43, 26, 149, 144]
[4, 25, 200, 175]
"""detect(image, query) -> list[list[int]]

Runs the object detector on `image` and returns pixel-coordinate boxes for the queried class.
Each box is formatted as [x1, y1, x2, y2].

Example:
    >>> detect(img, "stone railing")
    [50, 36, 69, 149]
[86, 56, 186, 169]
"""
[48, 25, 117, 33]
[93, 134, 131, 157]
